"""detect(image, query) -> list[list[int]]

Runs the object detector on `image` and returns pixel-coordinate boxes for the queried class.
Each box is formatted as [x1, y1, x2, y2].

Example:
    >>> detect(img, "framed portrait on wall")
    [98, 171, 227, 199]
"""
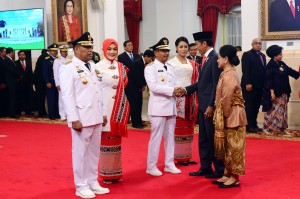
[261, 0, 300, 40]
[51, 0, 88, 44]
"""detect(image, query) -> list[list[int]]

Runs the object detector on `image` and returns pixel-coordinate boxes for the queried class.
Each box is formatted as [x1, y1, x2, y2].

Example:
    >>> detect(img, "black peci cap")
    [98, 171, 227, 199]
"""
[192, 31, 213, 41]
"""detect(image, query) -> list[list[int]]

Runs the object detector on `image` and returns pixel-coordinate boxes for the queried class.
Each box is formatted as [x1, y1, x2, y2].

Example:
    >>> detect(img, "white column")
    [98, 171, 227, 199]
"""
[241, 0, 260, 51]
[103, 0, 125, 48]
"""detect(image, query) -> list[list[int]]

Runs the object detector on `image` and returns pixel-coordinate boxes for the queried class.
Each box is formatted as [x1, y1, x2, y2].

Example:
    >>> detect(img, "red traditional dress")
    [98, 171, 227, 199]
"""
[58, 14, 82, 42]
[95, 39, 130, 183]
[167, 57, 198, 163]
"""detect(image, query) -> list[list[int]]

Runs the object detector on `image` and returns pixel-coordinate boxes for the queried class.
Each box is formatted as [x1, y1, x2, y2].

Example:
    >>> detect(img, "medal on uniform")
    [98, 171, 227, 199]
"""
[82, 78, 88, 84]
[279, 66, 284, 71]
[160, 75, 165, 82]
[95, 69, 102, 81]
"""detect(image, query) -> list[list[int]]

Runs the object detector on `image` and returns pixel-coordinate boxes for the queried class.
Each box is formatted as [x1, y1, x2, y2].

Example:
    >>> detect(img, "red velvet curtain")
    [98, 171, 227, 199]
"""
[201, 8, 219, 45]
[197, 0, 241, 45]
[124, 0, 142, 53]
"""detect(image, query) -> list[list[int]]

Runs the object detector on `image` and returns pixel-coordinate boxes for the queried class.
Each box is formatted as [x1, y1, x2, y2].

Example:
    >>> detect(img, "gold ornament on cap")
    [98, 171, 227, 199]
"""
[163, 39, 168, 45]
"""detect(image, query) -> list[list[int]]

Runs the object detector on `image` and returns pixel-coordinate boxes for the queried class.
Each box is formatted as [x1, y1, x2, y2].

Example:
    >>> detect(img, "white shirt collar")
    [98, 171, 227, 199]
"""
[204, 47, 214, 58]
[287, 0, 295, 7]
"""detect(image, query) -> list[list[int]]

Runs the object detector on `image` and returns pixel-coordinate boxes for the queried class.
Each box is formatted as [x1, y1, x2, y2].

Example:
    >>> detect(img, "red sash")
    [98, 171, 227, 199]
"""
[185, 60, 199, 122]
[110, 62, 130, 137]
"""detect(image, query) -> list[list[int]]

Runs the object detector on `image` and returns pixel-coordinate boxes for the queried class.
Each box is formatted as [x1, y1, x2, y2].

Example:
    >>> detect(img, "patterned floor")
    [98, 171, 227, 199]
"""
[1, 116, 300, 141]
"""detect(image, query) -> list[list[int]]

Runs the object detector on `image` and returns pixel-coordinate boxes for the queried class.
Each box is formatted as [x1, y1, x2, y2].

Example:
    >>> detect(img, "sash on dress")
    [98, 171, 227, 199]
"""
[110, 62, 130, 137]
[62, 15, 71, 42]
[185, 59, 198, 121]
[214, 92, 245, 159]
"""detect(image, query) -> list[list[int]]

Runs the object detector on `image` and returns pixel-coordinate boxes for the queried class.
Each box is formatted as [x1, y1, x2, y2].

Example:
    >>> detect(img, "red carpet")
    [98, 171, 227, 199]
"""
[0, 120, 300, 199]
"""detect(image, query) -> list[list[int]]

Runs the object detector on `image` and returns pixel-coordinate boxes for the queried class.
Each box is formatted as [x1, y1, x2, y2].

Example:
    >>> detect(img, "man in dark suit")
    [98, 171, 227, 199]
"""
[269, 0, 300, 31]
[33, 49, 48, 118]
[128, 49, 154, 128]
[3, 47, 21, 118]
[241, 38, 266, 133]
[182, 31, 224, 178]
[118, 40, 140, 126]
[0, 47, 8, 117]
[42, 44, 59, 120]
[186, 43, 202, 66]
[118, 40, 140, 70]
[15, 50, 34, 115]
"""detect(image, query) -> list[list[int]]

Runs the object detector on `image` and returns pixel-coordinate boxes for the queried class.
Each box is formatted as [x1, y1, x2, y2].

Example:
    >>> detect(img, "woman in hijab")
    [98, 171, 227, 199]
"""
[95, 39, 130, 184]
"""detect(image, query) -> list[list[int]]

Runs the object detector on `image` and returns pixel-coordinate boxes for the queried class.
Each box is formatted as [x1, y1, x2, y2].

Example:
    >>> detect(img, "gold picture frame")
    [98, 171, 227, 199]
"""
[261, 0, 300, 40]
[51, 0, 88, 44]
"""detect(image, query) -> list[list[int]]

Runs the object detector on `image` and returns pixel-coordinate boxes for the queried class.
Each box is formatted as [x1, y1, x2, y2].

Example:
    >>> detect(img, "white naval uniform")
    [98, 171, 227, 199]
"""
[59, 56, 106, 192]
[144, 59, 177, 171]
[53, 56, 69, 119]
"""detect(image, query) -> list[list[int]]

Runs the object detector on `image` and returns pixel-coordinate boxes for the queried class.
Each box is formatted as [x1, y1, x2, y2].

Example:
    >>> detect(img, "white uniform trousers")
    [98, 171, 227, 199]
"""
[147, 115, 176, 170]
[58, 91, 66, 119]
[71, 124, 102, 191]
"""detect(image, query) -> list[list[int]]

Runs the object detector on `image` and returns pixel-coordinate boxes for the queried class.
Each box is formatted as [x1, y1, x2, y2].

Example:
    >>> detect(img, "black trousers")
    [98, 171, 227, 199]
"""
[0, 87, 9, 117]
[17, 81, 33, 114]
[35, 82, 47, 117]
[242, 87, 263, 129]
[125, 88, 143, 126]
[46, 85, 59, 118]
[6, 83, 18, 117]
[198, 109, 224, 174]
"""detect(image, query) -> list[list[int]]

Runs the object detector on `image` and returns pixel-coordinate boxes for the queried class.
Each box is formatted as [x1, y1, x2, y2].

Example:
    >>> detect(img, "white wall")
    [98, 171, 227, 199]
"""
[139, 0, 200, 55]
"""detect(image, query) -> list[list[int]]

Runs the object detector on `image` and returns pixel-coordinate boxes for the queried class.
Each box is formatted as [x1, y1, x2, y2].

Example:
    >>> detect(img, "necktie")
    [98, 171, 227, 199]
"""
[290, 0, 296, 18]
[163, 65, 167, 71]
[201, 56, 206, 70]
[21, 61, 26, 71]
[130, 53, 134, 62]
[257, 52, 264, 65]
[85, 63, 90, 71]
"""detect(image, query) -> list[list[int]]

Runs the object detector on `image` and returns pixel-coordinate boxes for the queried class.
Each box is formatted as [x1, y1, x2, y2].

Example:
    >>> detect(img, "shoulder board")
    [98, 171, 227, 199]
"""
[56, 57, 61, 60]
[45, 56, 50, 59]
[64, 60, 72, 65]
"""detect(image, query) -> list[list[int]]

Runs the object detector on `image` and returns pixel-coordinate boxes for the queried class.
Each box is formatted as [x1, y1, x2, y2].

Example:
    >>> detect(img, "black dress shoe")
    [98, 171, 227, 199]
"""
[178, 161, 189, 166]
[254, 126, 263, 132]
[247, 127, 259, 133]
[212, 180, 224, 185]
[187, 160, 197, 165]
[218, 181, 240, 188]
[205, 173, 223, 179]
[132, 124, 144, 129]
[189, 170, 213, 176]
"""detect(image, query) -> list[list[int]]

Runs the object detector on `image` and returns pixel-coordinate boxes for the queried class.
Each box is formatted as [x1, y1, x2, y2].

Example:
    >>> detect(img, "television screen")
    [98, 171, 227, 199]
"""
[0, 8, 45, 50]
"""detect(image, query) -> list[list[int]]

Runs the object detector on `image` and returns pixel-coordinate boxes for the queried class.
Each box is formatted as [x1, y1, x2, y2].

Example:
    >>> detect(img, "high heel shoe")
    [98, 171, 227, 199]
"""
[212, 180, 224, 185]
[218, 181, 240, 188]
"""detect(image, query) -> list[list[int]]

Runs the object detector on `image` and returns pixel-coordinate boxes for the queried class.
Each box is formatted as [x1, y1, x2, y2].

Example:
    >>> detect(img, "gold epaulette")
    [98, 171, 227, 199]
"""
[45, 56, 50, 59]
[64, 60, 72, 65]
[56, 57, 61, 60]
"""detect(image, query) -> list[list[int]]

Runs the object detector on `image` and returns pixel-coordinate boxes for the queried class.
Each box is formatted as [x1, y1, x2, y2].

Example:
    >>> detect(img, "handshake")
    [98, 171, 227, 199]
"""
[173, 87, 186, 97]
